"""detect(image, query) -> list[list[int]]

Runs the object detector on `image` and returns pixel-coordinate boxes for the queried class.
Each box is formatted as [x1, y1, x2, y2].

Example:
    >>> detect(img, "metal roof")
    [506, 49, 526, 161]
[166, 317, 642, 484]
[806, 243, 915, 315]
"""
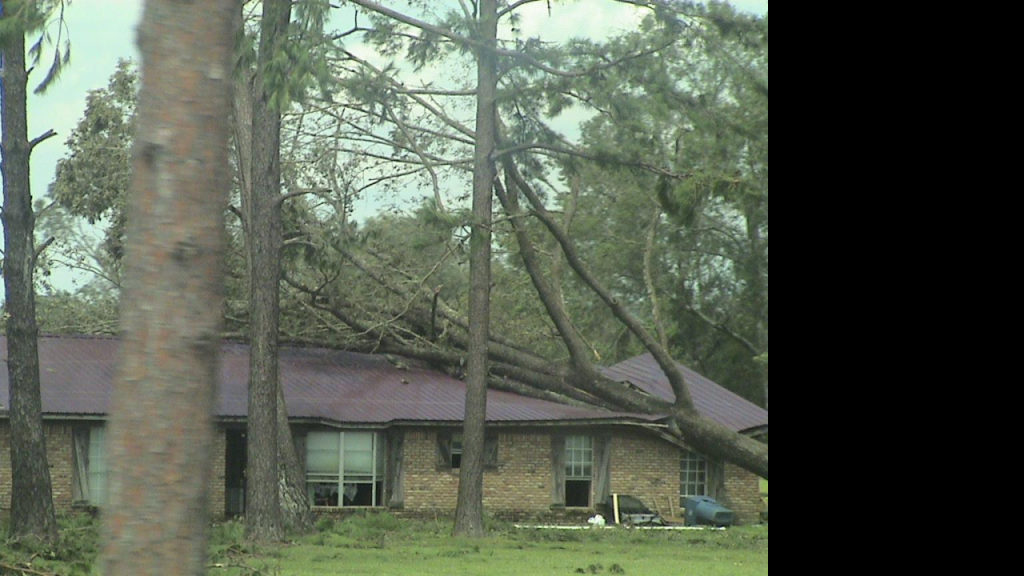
[0, 336, 766, 432]
[601, 354, 768, 433]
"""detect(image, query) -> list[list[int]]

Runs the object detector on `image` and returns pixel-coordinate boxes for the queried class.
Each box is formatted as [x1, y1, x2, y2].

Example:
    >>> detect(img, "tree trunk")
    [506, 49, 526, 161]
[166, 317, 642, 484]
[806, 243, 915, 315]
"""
[1, 27, 59, 543]
[244, 0, 293, 542]
[100, 0, 235, 574]
[233, 49, 312, 535]
[454, 0, 498, 539]
[277, 385, 313, 533]
[760, 363, 768, 412]
[742, 195, 768, 409]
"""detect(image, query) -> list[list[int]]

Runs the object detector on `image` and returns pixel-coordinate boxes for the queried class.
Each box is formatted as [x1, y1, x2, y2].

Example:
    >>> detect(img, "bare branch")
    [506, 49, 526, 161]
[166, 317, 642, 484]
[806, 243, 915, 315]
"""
[682, 304, 760, 356]
[34, 236, 56, 263]
[384, 103, 446, 212]
[643, 206, 670, 351]
[498, 0, 547, 19]
[346, 0, 671, 79]
[274, 187, 331, 209]
[28, 129, 57, 151]
[502, 154, 695, 411]
[493, 176, 592, 371]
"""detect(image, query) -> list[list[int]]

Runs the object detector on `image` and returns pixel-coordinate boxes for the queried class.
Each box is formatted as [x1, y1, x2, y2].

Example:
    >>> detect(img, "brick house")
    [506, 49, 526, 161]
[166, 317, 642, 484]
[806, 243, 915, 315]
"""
[1, 336, 768, 524]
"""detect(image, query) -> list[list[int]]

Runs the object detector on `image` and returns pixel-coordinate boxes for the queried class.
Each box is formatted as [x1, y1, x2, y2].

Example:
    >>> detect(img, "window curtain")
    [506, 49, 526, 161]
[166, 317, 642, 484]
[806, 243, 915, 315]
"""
[436, 431, 453, 471]
[72, 426, 91, 504]
[551, 435, 566, 507]
[707, 460, 726, 500]
[592, 436, 612, 507]
[484, 435, 499, 470]
[386, 430, 405, 508]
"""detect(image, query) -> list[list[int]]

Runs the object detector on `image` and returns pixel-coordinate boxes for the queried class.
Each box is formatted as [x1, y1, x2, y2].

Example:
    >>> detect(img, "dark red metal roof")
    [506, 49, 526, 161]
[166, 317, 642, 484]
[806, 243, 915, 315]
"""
[601, 354, 768, 433]
[0, 336, 766, 432]
[0, 335, 629, 424]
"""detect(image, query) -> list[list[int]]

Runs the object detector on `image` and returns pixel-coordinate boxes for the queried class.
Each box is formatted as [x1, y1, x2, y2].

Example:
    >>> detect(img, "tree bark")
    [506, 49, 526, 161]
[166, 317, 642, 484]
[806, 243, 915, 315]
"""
[100, 0, 235, 574]
[502, 159, 697, 411]
[643, 206, 670, 352]
[1, 25, 59, 543]
[235, 55, 313, 534]
[277, 384, 312, 533]
[454, 0, 498, 539]
[742, 196, 768, 410]
[244, 0, 293, 542]
[498, 160, 768, 479]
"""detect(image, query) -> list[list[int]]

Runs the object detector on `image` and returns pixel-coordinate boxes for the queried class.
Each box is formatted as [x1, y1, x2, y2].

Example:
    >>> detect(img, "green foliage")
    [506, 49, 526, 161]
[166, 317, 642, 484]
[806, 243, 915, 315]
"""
[0, 513, 100, 576]
[50, 59, 137, 262]
[0, 515, 766, 576]
[258, 0, 339, 112]
[0, 0, 74, 94]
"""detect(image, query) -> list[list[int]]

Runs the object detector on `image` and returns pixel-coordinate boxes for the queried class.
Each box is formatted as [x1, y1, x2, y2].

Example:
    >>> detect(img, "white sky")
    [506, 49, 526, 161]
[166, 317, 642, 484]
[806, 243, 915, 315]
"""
[2, 0, 767, 297]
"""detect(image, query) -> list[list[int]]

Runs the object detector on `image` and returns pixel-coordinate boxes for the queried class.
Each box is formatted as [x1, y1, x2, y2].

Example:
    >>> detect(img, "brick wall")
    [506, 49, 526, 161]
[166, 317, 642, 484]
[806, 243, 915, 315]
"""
[716, 463, 762, 525]
[608, 430, 681, 519]
[403, 428, 554, 519]
[401, 427, 763, 524]
[0, 422, 76, 513]
[208, 427, 227, 519]
[2, 421, 761, 525]
[1, 421, 229, 519]
[610, 432, 763, 525]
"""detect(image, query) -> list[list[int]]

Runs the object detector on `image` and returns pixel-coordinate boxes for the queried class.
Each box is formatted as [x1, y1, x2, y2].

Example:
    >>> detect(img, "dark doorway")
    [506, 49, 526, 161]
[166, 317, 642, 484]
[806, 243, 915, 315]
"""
[225, 429, 247, 517]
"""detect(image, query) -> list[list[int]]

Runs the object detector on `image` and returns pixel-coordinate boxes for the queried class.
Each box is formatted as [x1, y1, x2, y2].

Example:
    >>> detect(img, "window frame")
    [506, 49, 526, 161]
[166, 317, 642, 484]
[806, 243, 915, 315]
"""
[73, 424, 109, 508]
[306, 430, 385, 509]
[680, 449, 709, 503]
[437, 431, 499, 472]
[565, 435, 593, 508]
[450, 433, 464, 470]
[87, 425, 109, 507]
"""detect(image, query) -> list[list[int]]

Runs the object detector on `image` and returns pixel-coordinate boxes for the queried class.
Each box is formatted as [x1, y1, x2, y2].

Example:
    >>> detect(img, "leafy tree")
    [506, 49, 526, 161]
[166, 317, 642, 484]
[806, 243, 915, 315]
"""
[43, 1, 770, 500]
[302, 0, 769, 478]
[50, 58, 136, 263]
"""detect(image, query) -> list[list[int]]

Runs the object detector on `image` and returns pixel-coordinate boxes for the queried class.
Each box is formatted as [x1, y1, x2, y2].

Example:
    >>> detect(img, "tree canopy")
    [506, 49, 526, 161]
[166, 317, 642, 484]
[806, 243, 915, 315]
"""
[38, 0, 768, 480]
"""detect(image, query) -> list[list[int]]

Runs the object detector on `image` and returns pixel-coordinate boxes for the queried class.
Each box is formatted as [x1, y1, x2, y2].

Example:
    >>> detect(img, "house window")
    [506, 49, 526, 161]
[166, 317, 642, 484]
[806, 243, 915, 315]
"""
[680, 450, 709, 503]
[88, 426, 109, 506]
[437, 432, 498, 472]
[451, 434, 463, 470]
[565, 436, 593, 508]
[306, 431, 385, 508]
[73, 425, 109, 507]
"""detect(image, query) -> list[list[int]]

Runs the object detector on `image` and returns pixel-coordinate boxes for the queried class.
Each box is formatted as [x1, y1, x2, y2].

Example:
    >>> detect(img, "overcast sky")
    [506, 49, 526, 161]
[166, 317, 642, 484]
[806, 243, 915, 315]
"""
[3, 0, 767, 297]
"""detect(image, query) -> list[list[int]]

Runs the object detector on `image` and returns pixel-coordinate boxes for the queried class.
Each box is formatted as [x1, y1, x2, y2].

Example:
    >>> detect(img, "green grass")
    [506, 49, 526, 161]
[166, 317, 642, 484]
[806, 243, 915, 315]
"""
[221, 515, 768, 576]
[760, 478, 768, 507]
[2, 513, 768, 576]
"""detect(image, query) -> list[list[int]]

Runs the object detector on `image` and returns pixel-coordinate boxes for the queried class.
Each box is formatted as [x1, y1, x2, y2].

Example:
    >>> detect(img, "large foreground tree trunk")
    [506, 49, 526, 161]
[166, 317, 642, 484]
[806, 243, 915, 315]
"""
[100, 1, 235, 574]
[1, 25, 59, 543]
[454, 0, 499, 539]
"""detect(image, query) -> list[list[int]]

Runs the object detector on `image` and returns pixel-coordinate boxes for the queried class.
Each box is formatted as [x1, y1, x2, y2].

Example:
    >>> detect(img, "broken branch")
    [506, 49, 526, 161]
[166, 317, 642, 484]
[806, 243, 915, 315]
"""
[28, 129, 57, 151]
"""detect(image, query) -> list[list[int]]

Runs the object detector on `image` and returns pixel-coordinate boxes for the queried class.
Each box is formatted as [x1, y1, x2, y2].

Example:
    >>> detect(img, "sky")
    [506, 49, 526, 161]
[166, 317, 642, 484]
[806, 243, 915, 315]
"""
[2, 0, 767, 297]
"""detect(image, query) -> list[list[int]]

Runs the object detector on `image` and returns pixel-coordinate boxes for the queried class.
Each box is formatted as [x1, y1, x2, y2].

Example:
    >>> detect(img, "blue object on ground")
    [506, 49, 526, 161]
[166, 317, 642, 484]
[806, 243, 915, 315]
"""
[684, 496, 736, 527]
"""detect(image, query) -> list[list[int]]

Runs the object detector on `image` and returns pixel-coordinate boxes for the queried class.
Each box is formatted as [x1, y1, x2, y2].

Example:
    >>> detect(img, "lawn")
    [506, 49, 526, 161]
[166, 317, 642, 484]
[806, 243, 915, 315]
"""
[2, 514, 768, 576]
[761, 478, 768, 505]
